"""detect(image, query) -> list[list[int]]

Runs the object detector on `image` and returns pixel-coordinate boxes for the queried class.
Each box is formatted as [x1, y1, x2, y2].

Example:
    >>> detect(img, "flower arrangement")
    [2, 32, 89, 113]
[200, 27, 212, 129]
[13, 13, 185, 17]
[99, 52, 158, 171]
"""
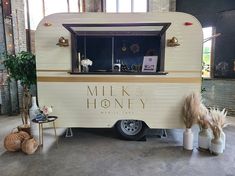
[81, 58, 93, 67]
[40, 106, 53, 116]
[81, 58, 93, 72]
[34, 106, 53, 122]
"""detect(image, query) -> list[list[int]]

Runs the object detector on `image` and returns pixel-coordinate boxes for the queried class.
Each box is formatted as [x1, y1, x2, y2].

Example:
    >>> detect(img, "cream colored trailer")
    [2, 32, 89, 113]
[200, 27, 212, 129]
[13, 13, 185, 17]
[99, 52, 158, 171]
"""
[35, 12, 202, 140]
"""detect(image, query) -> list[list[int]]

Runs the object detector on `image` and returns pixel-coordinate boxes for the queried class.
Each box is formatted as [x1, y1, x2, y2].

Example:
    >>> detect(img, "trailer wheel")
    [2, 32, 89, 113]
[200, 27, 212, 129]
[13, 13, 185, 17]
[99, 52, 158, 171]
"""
[116, 120, 146, 140]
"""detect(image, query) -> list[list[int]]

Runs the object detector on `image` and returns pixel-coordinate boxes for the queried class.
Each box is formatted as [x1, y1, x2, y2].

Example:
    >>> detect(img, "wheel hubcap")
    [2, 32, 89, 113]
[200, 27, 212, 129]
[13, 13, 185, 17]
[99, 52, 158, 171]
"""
[120, 120, 143, 135]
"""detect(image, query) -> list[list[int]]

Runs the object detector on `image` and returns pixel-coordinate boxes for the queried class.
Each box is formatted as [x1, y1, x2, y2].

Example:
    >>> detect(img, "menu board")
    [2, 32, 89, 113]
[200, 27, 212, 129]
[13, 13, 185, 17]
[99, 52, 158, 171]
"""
[142, 56, 158, 72]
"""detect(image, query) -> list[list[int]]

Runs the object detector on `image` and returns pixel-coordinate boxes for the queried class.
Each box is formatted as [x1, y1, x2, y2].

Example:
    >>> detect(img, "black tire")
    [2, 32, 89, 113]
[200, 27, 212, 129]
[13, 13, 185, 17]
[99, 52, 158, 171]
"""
[115, 120, 147, 141]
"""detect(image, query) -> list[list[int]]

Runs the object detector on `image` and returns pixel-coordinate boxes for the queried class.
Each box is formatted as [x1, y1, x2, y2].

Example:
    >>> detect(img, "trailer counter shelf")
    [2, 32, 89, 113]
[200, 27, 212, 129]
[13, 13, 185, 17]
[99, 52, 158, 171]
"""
[35, 12, 203, 140]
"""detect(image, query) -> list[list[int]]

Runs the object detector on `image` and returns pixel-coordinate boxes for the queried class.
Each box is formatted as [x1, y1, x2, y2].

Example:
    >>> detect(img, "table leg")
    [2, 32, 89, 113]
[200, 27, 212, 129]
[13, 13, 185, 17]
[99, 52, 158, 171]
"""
[53, 121, 58, 147]
[41, 123, 44, 146]
[39, 123, 42, 146]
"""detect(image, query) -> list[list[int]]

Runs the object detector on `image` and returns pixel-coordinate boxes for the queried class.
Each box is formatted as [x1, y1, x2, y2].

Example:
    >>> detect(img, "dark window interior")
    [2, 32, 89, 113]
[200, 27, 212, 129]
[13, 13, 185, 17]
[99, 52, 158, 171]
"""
[63, 23, 170, 74]
[77, 35, 160, 72]
[114, 36, 160, 72]
[77, 36, 112, 72]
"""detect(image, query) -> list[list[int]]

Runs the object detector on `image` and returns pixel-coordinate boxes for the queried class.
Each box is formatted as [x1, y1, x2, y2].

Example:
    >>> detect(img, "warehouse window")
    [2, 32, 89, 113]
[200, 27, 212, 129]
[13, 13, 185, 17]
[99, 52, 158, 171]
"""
[106, 0, 148, 13]
[202, 27, 213, 78]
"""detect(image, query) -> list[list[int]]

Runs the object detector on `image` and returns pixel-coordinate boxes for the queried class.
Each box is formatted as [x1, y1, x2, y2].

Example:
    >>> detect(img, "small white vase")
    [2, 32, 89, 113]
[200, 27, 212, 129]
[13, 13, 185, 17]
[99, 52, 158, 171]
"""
[29, 96, 40, 141]
[210, 136, 223, 155]
[198, 128, 211, 150]
[183, 128, 194, 150]
[221, 130, 226, 151]
[82, 65, 89, 72]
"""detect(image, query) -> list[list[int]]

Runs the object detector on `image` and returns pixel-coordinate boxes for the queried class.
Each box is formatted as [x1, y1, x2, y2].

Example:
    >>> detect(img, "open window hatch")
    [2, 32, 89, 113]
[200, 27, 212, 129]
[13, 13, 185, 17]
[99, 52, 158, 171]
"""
[63, 23, 171, 75]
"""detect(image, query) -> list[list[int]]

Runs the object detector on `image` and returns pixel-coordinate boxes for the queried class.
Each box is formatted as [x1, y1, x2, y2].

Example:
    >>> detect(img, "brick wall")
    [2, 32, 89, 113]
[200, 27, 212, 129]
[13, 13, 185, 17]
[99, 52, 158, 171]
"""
[11, 0, 27, 52]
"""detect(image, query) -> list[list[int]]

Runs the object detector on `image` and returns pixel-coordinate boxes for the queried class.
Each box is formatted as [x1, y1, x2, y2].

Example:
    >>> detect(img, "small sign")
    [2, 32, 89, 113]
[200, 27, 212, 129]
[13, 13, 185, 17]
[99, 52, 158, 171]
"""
[142, 56, 158, 72]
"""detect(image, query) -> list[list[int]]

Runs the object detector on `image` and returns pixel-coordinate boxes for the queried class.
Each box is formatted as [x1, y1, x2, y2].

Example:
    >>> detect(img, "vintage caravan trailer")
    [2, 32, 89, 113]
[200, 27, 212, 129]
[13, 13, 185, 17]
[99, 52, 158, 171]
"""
[35, 12, 203, 140]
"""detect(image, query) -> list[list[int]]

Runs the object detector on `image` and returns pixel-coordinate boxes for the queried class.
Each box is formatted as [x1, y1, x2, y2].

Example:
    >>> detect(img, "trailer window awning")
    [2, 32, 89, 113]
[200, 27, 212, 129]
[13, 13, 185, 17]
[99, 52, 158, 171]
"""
[62, 23, 171, 36]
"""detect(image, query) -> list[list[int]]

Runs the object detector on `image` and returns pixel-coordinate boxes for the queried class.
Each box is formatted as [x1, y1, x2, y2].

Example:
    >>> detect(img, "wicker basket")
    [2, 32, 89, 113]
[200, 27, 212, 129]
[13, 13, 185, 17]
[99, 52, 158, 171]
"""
[17, 131, 30, 141]
[4, 131, 30, 152]
[21, 138, 39, 155]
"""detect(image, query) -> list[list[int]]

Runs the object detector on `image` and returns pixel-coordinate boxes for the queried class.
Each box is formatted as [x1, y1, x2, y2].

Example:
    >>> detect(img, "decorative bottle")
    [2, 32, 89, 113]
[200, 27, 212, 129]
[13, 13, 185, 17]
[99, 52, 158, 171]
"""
[220, 130, 226, 151]
[183, 128, 194, 150]
[198, 128, 211, 150]
[29, 96, 40, 141]
[210, 127, 223, 155]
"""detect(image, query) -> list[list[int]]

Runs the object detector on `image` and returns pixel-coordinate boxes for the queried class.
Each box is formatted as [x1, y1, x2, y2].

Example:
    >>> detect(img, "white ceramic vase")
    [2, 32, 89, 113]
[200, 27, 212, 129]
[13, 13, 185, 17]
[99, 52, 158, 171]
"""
[210, 136, 223, 155]
[29, 96, 40, 141]
[183, 128, 194, 150]
[221, 130, 226, 151]
[198, 128, 211, 150]
[82, 65, 89, 72]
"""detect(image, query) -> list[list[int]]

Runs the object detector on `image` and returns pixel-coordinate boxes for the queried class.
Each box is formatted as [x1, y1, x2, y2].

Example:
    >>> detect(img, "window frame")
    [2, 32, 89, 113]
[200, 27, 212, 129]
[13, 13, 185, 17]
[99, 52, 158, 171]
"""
[63, 22, 170, 74]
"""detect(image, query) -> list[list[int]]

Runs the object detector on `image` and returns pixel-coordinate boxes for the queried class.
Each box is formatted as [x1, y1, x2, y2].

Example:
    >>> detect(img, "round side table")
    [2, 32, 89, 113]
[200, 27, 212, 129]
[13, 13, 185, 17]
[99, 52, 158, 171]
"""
[32, 116, 58, 147]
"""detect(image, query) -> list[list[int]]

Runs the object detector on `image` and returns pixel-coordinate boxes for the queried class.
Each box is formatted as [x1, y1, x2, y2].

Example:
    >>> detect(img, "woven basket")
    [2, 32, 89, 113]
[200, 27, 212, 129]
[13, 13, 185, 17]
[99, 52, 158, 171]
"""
[4, 131, 30, 152]
[17, 131, 30, 141]
[21, 138, 39, 155]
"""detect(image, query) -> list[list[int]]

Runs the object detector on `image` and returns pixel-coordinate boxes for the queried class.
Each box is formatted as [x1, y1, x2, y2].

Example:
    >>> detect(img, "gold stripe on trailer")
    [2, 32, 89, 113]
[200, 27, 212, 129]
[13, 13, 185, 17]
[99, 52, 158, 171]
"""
[37, 76, 201, 83]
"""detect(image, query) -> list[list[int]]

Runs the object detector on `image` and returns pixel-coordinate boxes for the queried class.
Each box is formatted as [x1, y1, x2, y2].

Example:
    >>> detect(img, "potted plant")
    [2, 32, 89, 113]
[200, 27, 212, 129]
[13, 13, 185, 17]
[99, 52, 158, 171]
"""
[182, 92, 201, 150]
[197, 104, 211, 151]
[3, 51, 36, 133]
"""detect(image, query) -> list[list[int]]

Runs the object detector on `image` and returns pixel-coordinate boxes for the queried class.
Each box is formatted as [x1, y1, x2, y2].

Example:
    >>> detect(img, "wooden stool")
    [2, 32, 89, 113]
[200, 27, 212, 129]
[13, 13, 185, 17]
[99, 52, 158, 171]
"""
[32, 116, 58, 147]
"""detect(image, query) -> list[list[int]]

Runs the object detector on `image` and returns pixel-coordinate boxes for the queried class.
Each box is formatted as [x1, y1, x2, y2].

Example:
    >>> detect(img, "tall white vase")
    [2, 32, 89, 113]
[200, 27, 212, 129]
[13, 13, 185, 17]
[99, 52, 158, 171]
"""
[29, 96, 40, 141]
[198, 128, 211, 150]
[221, 130, 226, 151]
[183, 128, 194, 150]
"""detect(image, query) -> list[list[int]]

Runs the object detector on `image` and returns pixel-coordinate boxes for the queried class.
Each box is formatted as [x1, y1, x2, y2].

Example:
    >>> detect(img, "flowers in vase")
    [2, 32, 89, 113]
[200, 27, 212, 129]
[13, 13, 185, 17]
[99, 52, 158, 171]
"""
[81, 58, 92, 72]
[40, 106, 53, 116]
[34, 106, 53, 122]
[81, 58, 93, 67]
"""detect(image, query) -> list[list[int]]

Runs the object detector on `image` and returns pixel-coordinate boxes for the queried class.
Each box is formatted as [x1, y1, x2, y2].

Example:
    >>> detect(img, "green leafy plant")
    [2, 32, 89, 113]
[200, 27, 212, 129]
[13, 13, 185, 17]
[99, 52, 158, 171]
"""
[3, 51, 36, 127]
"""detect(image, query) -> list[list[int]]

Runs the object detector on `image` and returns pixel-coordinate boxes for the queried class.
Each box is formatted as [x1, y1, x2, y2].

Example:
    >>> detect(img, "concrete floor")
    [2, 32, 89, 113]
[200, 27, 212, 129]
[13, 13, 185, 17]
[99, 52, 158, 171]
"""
[1, 116, 235, 176]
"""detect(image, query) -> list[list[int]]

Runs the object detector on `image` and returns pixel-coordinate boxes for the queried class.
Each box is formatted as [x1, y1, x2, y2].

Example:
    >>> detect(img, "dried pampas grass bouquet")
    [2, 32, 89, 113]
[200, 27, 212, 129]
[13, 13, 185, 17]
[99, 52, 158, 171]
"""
[197, 103, 210, 130]
[182, 92, 201, 128]
[210, 108, 228, 129]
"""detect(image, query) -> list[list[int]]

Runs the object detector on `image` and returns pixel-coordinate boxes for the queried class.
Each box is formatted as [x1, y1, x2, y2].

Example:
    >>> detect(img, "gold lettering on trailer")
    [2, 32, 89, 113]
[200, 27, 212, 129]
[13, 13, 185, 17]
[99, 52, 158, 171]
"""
[122, 86, 130, 96]
[102, 86, 105, 96]
[114, 99, 123, 108]
[101, 99, 110, 108]
[86, 86, 146, 110]
[111, 86, 115, 96]
[87, 86, 97, 96]
[87, 99, 96, 109]
[128, 99, 132, 109]
[140, 99, 145, 109]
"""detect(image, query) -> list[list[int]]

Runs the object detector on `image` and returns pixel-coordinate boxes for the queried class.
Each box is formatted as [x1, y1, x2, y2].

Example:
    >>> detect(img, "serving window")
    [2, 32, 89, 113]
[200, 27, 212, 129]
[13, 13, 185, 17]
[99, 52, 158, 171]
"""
[63, 23, 171, 74]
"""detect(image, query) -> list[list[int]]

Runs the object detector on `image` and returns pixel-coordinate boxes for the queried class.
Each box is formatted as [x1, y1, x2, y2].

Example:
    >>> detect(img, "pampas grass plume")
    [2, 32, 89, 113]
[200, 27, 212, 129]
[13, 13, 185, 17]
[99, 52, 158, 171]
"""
[182, 92, 201, 128]
[210, 108, 228, 129]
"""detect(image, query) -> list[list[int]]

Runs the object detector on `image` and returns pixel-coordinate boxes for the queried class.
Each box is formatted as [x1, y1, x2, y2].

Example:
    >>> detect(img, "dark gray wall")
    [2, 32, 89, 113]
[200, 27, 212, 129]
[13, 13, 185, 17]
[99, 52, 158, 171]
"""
[176, 0, 235, 78]
[176, 0, 235, 27]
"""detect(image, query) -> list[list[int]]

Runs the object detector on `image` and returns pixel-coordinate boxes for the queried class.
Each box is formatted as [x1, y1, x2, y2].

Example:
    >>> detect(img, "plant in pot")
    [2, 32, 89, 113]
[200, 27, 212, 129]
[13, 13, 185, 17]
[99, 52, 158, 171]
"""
[3, 51, 36, 134]
[197, 103, 212, 151]
[182, 92, 201, 150]
[210, 108, 228, 152]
